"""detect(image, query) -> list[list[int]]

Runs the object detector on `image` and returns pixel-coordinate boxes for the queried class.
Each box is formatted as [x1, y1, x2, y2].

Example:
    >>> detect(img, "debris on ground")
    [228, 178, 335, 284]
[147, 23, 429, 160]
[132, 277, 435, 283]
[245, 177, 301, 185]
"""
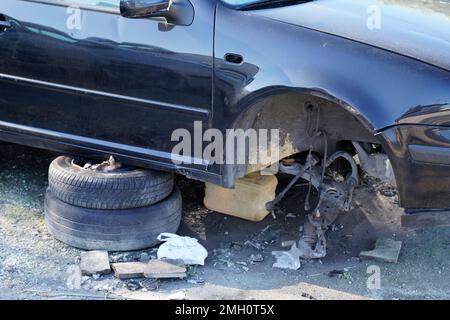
[168, 290, 187, 300]
[244, 225, 279, 251]
[230, 242, 243, 251]
[359, 238, 402, 263]
[109, 249, 158, 263]
[92, 273, 101, 280]
[249, 253, 264, 263]
[341, 271, 353, 283]
[157, 233, 208, 265]
[244, 240, 266, 251]
[144, 259, 186, 279]
[111, 262, 148, 280]
[66, 265, 82, 289]
[212, 249, 234, 268]
[4, 256, 19, 272]
[139, 278, 159, 291]
[80, 250, 111, 275]
[91, 278, 120, 292]
[139, 252, 151, 262]
[125, 279, 142, 291]
[328, 268, 348, 277]
[186, 264, 200, 277]
[327, 268, 354, 284]
[185, 265, 204, 283]
[124, 278, 159, 292]
[187, 278, 205, 284]
[272, 242, 302, 270]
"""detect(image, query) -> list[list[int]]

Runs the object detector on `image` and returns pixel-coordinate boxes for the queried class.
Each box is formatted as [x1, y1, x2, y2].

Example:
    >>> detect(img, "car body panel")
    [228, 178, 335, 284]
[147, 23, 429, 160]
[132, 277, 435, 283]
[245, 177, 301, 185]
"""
[380, 125, 450, 209]
[212, 2, 450, 208]
[254, 0, 450, 72]
[0, 0, 449, 210]
[213, 2, 450, 131]
[0, 0, 215, 170]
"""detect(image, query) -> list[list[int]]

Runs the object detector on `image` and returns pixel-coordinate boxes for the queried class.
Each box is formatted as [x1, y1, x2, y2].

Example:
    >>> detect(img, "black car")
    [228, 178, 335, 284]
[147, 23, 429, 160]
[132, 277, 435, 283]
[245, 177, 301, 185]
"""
[0, 0, 449, 246]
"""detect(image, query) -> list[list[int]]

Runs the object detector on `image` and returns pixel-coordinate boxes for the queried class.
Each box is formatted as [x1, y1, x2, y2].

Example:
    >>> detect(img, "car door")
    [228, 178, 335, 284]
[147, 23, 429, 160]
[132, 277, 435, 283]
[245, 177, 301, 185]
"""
[0, 0, 214, 170]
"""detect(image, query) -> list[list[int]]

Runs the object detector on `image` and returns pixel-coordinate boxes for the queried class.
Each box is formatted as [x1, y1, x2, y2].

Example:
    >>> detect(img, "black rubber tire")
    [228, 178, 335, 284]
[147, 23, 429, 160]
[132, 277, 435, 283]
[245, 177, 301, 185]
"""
[48, 155, 174, 210]
[45, 187, 182, 251]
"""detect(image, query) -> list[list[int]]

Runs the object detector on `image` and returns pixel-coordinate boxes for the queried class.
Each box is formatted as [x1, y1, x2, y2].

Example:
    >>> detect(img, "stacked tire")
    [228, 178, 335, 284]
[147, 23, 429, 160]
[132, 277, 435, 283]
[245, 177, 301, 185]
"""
[45, 155, 182, 251]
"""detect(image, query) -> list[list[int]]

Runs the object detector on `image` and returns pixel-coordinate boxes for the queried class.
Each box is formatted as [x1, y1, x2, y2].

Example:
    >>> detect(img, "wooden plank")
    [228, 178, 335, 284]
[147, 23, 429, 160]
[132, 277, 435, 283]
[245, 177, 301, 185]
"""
[112, 262, 148, 280]
[144, 259, 186, 279]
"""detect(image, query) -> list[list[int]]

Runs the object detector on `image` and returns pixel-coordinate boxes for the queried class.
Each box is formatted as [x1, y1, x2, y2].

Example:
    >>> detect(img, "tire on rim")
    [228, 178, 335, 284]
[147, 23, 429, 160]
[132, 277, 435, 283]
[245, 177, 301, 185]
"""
[48, 155, 174, 210]
[44, 187, 182, 251]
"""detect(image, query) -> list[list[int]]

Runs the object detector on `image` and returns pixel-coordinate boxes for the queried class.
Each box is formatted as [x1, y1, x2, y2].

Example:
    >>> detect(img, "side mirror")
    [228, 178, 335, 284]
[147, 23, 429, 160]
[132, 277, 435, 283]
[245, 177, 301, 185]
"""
[120, 0, 171, 19]
[120, 0, 194, 26]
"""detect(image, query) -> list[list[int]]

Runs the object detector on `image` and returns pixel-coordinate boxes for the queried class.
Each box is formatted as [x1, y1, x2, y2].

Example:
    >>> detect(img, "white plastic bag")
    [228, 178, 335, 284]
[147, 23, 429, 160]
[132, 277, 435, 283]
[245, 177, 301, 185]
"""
[272, 250, 301, 270]
[157, 233, 208, 266]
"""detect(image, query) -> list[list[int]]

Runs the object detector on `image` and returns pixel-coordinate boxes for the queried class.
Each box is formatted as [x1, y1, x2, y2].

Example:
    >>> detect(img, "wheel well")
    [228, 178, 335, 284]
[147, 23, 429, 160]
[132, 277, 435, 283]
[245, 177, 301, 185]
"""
[222, 91, 380, 185]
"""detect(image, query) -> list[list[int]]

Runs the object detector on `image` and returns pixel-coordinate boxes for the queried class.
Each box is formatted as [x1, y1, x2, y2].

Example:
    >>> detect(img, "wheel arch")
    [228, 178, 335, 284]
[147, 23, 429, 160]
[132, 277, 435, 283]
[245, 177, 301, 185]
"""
[221, 87, 384, 187]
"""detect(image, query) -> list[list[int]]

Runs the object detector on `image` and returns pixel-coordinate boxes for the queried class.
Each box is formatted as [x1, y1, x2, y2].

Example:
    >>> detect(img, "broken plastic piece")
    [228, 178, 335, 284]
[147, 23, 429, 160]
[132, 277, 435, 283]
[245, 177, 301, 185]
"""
[272, 243, 301, 270]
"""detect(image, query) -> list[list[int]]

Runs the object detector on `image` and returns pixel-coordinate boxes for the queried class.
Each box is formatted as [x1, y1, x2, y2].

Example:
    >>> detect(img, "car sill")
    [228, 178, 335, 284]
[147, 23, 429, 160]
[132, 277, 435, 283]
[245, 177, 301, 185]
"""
[0, 120, 209, 168]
